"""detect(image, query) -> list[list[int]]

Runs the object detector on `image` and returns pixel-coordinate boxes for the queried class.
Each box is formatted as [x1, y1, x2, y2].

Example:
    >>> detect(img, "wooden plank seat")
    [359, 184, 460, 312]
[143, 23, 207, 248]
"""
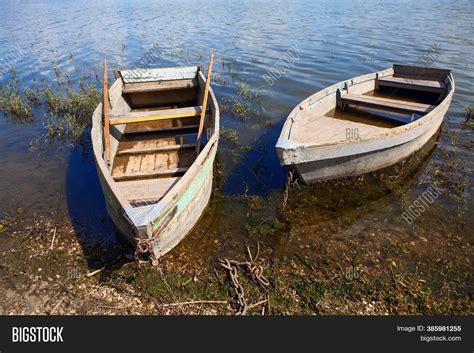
[392, 64, 450, 81]
[120, 132, 197, 146]
[113, 167, 189, 181]
[109, 106, 205, 125]
[123, 78, 198, 94]
[116, 177, 182, 207]
[378, 75, 446, 93]
[124, 124, 199, 135]
[341, 93, 435, 114]
[116, 143, 197, 156]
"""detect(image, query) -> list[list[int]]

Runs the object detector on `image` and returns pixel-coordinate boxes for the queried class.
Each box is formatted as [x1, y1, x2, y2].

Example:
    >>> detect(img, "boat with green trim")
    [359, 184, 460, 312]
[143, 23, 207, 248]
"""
[91, 61, 219, 260]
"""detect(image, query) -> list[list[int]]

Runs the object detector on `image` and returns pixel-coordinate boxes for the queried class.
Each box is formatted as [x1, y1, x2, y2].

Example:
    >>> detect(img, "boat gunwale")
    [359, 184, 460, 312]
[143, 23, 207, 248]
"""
[91, 79, 133, 214]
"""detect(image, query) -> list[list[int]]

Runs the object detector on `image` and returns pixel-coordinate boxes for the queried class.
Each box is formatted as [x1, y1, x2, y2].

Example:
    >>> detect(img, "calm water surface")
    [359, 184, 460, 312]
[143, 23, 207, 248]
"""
[0, 0, 472, 281]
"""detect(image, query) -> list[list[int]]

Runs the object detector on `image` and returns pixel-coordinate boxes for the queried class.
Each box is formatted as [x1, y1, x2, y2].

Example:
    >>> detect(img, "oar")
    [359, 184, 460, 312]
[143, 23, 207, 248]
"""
[103, 60, 110, 164]
[196, 53, 214, 155]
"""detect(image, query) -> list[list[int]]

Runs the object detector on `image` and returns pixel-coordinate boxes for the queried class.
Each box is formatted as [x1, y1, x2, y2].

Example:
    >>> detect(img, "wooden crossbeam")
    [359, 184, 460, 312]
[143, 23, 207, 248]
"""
[342, 93, 435, 114]
[124, 124, 199, 135]
[123, 79, 198, 94]
[116, 143, 197, 156]
[110, 106, 204, 125]
[393, 64, 450, 81]
[113, 167, 189, 181]
[378, 76, 445, 94]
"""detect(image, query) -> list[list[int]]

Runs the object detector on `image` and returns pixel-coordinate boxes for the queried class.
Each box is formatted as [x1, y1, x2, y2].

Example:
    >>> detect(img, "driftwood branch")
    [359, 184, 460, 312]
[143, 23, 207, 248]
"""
[86, 255, 122, 277]
[49, 226, 57, 251]
[161, 300, 228, 307]
[50, 296, 65, 315]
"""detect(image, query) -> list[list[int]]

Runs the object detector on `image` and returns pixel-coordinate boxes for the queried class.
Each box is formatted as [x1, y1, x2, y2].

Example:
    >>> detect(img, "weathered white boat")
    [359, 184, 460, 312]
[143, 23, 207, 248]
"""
[276, 64, 454, 183]
[91, 60, 219, 260]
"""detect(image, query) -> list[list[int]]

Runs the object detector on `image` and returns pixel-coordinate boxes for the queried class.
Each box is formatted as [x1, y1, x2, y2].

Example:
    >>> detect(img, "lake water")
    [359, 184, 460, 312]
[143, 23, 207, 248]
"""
[0, 0, 472, 293]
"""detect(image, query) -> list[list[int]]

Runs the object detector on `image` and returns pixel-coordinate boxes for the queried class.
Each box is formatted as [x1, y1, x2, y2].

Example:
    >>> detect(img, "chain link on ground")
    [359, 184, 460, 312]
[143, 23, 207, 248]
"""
[218, 244, 270, 315]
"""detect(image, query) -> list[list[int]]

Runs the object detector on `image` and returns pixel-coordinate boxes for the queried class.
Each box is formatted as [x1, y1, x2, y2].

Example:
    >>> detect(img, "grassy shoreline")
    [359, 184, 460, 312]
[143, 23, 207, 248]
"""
[1, 210, 471, 315]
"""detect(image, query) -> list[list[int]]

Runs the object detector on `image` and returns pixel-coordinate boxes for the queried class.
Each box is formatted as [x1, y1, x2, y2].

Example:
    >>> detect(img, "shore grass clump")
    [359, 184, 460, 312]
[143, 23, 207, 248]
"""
[5, 92, 32, 121]
[42, 84, 101, 142]
[0, 80, 34, 121]
[0, 73, 101, 144]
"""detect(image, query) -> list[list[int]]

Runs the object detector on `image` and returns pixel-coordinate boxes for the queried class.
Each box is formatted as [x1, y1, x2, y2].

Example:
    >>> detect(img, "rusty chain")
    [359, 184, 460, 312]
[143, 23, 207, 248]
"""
[133, 207, 176, 267]
[134, 237, 158, 267]
[219, 259, 248, 315]
[282, 168, 294, 209]
[219, 244, 270, 315]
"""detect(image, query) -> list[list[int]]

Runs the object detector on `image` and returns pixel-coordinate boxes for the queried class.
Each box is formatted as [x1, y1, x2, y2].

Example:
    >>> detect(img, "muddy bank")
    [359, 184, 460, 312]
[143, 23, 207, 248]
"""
[1, 206, 471, 315]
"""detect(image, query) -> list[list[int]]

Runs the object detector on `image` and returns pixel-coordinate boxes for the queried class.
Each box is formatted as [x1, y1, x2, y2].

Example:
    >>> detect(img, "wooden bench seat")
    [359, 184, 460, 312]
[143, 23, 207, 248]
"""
[116, 177, 182, 207]
[378, 76, 446, 93]
[113, 167, 189, 181]
[116, 143, 197, 156]
[341, 94, 435, 114]
[110, 106, 205, 125]
[123, 79, 198, 94]
[124, 124, 199, 135]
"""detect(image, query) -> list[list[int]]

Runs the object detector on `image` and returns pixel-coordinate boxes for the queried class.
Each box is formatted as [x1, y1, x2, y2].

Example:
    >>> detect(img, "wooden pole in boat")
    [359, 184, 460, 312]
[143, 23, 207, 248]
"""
[196, 53, 214, 155]
[103, 60, 110, 164]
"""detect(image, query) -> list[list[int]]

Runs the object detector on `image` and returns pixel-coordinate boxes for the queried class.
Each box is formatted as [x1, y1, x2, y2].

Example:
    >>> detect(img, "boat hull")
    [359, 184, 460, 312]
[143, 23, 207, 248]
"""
[276, 66, 454, 184]
[91, 67, 220, 261]
[148, 146, 216, 258]
[293, 108, 446, 183]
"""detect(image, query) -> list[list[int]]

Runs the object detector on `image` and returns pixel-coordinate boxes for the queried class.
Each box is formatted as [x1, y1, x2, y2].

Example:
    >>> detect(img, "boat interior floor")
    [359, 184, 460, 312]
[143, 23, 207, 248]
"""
[111, 116, 201, 207]
[291, 110, 391, 145]
[291, 74, 445, 145]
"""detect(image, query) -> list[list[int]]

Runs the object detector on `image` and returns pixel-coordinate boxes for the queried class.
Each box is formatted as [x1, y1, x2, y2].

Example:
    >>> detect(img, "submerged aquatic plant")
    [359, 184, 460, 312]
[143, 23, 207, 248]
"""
[211, 72, 227, 86]
[220, 96, 253, 121]
[465, 104, 474, 129]
[236, 81, 261, 100]
[220, 127, 240, 144]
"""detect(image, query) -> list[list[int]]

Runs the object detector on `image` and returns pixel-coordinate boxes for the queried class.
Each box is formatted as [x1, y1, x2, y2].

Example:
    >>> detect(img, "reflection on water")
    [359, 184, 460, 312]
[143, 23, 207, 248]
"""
[0, 0, 472, 288]
[177, 129, 440, 258]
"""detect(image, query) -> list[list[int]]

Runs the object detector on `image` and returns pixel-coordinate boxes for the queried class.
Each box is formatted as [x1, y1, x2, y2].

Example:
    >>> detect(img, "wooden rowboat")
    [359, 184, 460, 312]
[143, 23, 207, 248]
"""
[91, 58, 219, 260]
[276, 64, 454, 183]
